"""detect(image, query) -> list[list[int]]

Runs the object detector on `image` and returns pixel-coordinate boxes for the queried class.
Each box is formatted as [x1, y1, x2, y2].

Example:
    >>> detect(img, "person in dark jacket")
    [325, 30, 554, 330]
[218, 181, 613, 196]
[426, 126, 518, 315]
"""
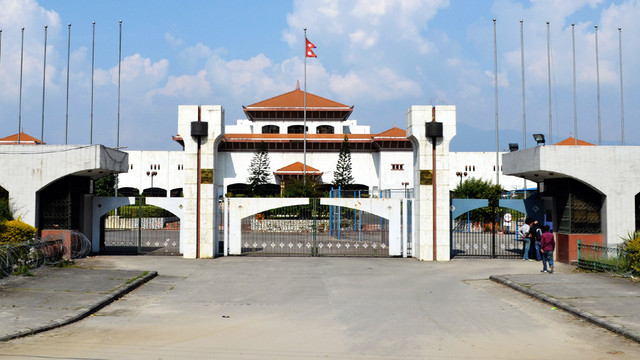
[540, 225, 555, 274]
[530, 220, 543, 261]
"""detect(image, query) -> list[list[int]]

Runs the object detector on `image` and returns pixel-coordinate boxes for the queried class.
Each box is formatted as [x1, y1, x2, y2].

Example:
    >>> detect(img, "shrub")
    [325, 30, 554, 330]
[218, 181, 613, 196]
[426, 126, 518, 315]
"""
[624, 231, 640, 275]
[0, 218, 38, 244]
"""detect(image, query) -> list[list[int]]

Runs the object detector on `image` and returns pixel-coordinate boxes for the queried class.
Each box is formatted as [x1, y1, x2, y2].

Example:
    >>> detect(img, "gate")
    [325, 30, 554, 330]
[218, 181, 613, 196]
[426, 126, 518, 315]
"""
[238, 198, 389, 256]
[100, 197, 180, 255]
[450, 197, 543, 258]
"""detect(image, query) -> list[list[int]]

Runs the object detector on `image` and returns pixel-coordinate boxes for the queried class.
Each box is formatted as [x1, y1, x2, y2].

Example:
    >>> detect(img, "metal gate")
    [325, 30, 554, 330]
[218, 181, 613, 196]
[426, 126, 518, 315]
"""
[450, 197, 542, 258]
[101, 197, 180, 255]
[240, 198, 389, 256]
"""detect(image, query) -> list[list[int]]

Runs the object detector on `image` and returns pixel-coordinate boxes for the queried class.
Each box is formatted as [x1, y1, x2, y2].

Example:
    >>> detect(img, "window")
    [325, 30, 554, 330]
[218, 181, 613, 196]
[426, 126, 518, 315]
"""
[287, 125, 307, 134]
[391, 164, 404, 171]
[262, 125, 280, 134]
[316, 125, 334, 134]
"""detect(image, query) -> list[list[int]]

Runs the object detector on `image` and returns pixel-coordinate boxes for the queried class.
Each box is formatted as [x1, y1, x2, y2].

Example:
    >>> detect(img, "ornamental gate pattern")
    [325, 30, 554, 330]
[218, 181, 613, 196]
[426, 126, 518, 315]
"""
[239, 199, 389, 256]
[450, 197, 543, 258]
[100, 198, 180, 255]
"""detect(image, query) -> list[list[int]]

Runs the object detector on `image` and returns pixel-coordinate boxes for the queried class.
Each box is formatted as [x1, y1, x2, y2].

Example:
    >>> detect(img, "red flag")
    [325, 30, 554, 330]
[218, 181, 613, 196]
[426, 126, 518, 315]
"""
[306, 38, 317, 58]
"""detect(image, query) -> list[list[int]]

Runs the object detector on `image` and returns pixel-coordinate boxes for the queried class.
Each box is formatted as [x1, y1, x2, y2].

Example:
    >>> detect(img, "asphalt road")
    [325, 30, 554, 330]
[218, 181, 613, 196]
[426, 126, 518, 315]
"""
[1, 257, 639, 359]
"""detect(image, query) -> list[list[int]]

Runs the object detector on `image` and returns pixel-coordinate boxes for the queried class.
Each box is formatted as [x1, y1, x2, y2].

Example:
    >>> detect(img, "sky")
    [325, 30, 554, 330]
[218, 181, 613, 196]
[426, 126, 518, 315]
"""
[0, 0, 638, 151]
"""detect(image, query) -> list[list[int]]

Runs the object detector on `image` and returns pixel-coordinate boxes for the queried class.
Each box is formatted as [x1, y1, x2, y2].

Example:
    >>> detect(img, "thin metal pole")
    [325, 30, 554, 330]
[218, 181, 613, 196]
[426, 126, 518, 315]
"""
[65, 23, 71, 145]
[520, 20, 526, 151]
[303, 28, 307, 184]
[493, 18, 499, 185]
[595, 25, 601, 145]
[618, 27, 624, 145]
[41, 26, 48, 144]
[117, 20, 122, 148]
[90, 21, 95, 144]
[571, 23, 577, 145]
[19, 27, 24, 144]
[547, 22, 552, 144]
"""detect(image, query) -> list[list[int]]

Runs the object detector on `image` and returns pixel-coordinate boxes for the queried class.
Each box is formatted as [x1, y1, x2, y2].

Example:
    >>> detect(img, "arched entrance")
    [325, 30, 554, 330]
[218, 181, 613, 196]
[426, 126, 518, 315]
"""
[450, 195, 543, 258]
[93, 196, 183, 255]
[225, 197, 403, 257]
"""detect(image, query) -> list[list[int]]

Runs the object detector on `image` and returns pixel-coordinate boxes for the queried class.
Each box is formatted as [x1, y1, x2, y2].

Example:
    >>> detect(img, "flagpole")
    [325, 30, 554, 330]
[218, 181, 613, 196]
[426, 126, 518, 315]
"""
[303, 28, 307, 184]
[595, 25, 601, 145]
[493, 18, 499, 185]
[546, 21, 552, 144]
[19, 27, 24, 144]
[65, 23, 71, 145]
[618, 27, 624, 145]
[41, 25, 48, 144]
[572, 23, 577, 145]
[90, 21, 95, 144]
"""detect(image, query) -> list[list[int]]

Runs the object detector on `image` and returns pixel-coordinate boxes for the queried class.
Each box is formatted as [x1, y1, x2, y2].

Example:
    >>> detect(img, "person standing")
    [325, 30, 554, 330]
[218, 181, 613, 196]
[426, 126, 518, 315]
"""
[530, 220, 543, 261]
[518, 218, 532, 261]
[540, 225, 555, 273]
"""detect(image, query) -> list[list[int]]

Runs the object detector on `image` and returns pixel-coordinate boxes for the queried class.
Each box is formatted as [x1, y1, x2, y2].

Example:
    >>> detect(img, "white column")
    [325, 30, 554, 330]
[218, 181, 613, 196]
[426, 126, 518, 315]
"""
[406, 105, 456, 261]
[178, 105, 224, 258]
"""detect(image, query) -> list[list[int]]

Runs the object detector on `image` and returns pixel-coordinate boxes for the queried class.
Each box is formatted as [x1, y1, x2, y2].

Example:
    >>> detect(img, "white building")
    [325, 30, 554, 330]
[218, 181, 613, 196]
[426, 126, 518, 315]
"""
[118, 87, 533, 198]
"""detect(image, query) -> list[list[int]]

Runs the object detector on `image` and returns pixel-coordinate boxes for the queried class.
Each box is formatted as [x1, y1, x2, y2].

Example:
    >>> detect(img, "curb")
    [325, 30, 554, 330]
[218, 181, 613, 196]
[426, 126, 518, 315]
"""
[0, 270, 157, 342]
[490, 275, 640, 344]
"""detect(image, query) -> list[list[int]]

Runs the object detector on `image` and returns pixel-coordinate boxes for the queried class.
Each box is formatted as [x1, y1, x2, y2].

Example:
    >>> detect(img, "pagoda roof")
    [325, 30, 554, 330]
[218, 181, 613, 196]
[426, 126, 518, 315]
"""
[0, 132, 44, 145]
[373, 127, 406, 139]
[243, 89, 353, 122]
[554, 137, 595, 146]
[274, 161, 322, 175]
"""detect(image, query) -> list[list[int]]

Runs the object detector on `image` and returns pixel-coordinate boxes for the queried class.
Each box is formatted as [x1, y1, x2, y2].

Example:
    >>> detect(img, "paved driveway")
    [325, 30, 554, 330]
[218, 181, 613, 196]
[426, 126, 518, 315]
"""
[1, 256, 639, 359]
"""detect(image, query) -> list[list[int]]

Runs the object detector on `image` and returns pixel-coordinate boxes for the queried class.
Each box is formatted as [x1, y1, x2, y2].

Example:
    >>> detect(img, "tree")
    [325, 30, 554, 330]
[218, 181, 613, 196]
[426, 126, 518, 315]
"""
[247, 141, 272, 195]
[332, 135, 354, 188]
[452, 177, 504, 222]
[94, 174, 116, 197]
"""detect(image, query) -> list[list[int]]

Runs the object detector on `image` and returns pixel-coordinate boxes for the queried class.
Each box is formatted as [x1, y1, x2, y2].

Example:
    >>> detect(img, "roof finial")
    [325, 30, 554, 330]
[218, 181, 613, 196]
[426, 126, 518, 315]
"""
[296, 80, 300, 91]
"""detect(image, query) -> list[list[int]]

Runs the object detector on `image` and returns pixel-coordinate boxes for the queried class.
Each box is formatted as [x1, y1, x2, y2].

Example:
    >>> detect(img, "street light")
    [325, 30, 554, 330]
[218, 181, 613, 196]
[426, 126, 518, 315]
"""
[455, 171, 468, 186]
[146, 171, 157, 192]
[533, 134, 545, 146]
[401, 182, 409, 198]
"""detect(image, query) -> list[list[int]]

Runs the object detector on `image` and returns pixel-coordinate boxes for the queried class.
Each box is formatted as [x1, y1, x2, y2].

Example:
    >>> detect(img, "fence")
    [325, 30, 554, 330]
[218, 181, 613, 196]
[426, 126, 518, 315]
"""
[577, 240, 629, 272]
[0, 231, 92, 278]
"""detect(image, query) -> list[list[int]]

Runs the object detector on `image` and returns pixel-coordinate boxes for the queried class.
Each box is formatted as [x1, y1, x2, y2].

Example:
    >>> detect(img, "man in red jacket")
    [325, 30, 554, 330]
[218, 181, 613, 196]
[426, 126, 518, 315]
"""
[540, 225, 555, 274]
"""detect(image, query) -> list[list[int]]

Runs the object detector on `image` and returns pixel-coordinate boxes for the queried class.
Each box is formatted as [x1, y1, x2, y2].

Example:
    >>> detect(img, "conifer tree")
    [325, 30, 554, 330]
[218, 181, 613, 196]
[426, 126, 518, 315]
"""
[333, 135, 354, 188]
[247, 141, 271, 194]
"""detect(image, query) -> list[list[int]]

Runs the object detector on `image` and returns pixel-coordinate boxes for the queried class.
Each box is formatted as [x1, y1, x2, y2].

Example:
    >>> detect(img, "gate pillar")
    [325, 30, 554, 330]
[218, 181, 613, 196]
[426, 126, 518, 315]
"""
[406, 105, 456, 261]
[178, 105, 224, 258]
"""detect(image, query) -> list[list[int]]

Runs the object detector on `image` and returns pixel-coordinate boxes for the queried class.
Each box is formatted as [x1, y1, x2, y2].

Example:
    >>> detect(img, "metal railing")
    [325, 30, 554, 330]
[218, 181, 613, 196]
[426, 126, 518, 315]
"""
[577, 239, 628, 272]
[0, 231, 92, 278]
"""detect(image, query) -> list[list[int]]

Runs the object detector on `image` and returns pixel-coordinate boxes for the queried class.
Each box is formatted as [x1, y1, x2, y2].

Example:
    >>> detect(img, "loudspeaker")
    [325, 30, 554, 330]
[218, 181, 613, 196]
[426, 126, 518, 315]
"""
[191, 121, 208, 137]
[425, 122, 443, 138]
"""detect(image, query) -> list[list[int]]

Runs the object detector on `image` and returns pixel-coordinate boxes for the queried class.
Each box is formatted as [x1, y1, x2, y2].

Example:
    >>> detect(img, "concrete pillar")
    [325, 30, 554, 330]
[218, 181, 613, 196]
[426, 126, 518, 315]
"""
[178, 105, 224, 258]
[406, 105, 456, 261]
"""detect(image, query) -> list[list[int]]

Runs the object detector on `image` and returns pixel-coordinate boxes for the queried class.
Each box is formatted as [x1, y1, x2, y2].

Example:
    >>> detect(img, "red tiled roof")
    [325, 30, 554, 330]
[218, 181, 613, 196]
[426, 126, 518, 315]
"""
[274, 162, 322, 175]
[0, 132, 44, 144]
[246, 89, 351, 109]
[554, 137, 595, 146]
[373, 127, 407, 138]
[223, 133, 373, 142]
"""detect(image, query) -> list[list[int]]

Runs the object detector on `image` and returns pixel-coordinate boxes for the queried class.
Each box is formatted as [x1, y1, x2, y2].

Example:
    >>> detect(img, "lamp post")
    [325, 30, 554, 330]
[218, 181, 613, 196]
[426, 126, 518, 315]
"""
[401, 182, 409, 198]
[146, 171, 157, 192]
[455, 171, 467, 186]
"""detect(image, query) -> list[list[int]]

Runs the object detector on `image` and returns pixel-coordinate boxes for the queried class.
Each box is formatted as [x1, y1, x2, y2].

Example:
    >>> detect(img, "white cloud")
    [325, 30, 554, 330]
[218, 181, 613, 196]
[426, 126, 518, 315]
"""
[164, 32, 183, 48]
[148, 70, 210, 99]
[109, 54, 169, 87]
[349, 30, 379, 49]
[329, 67, 421, 102]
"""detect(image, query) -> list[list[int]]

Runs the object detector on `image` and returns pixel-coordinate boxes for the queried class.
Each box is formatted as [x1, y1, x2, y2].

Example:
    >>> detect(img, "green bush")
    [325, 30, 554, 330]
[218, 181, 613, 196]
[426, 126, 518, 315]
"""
[624, 231, 640, 275]
[0, 218, 38, 244]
